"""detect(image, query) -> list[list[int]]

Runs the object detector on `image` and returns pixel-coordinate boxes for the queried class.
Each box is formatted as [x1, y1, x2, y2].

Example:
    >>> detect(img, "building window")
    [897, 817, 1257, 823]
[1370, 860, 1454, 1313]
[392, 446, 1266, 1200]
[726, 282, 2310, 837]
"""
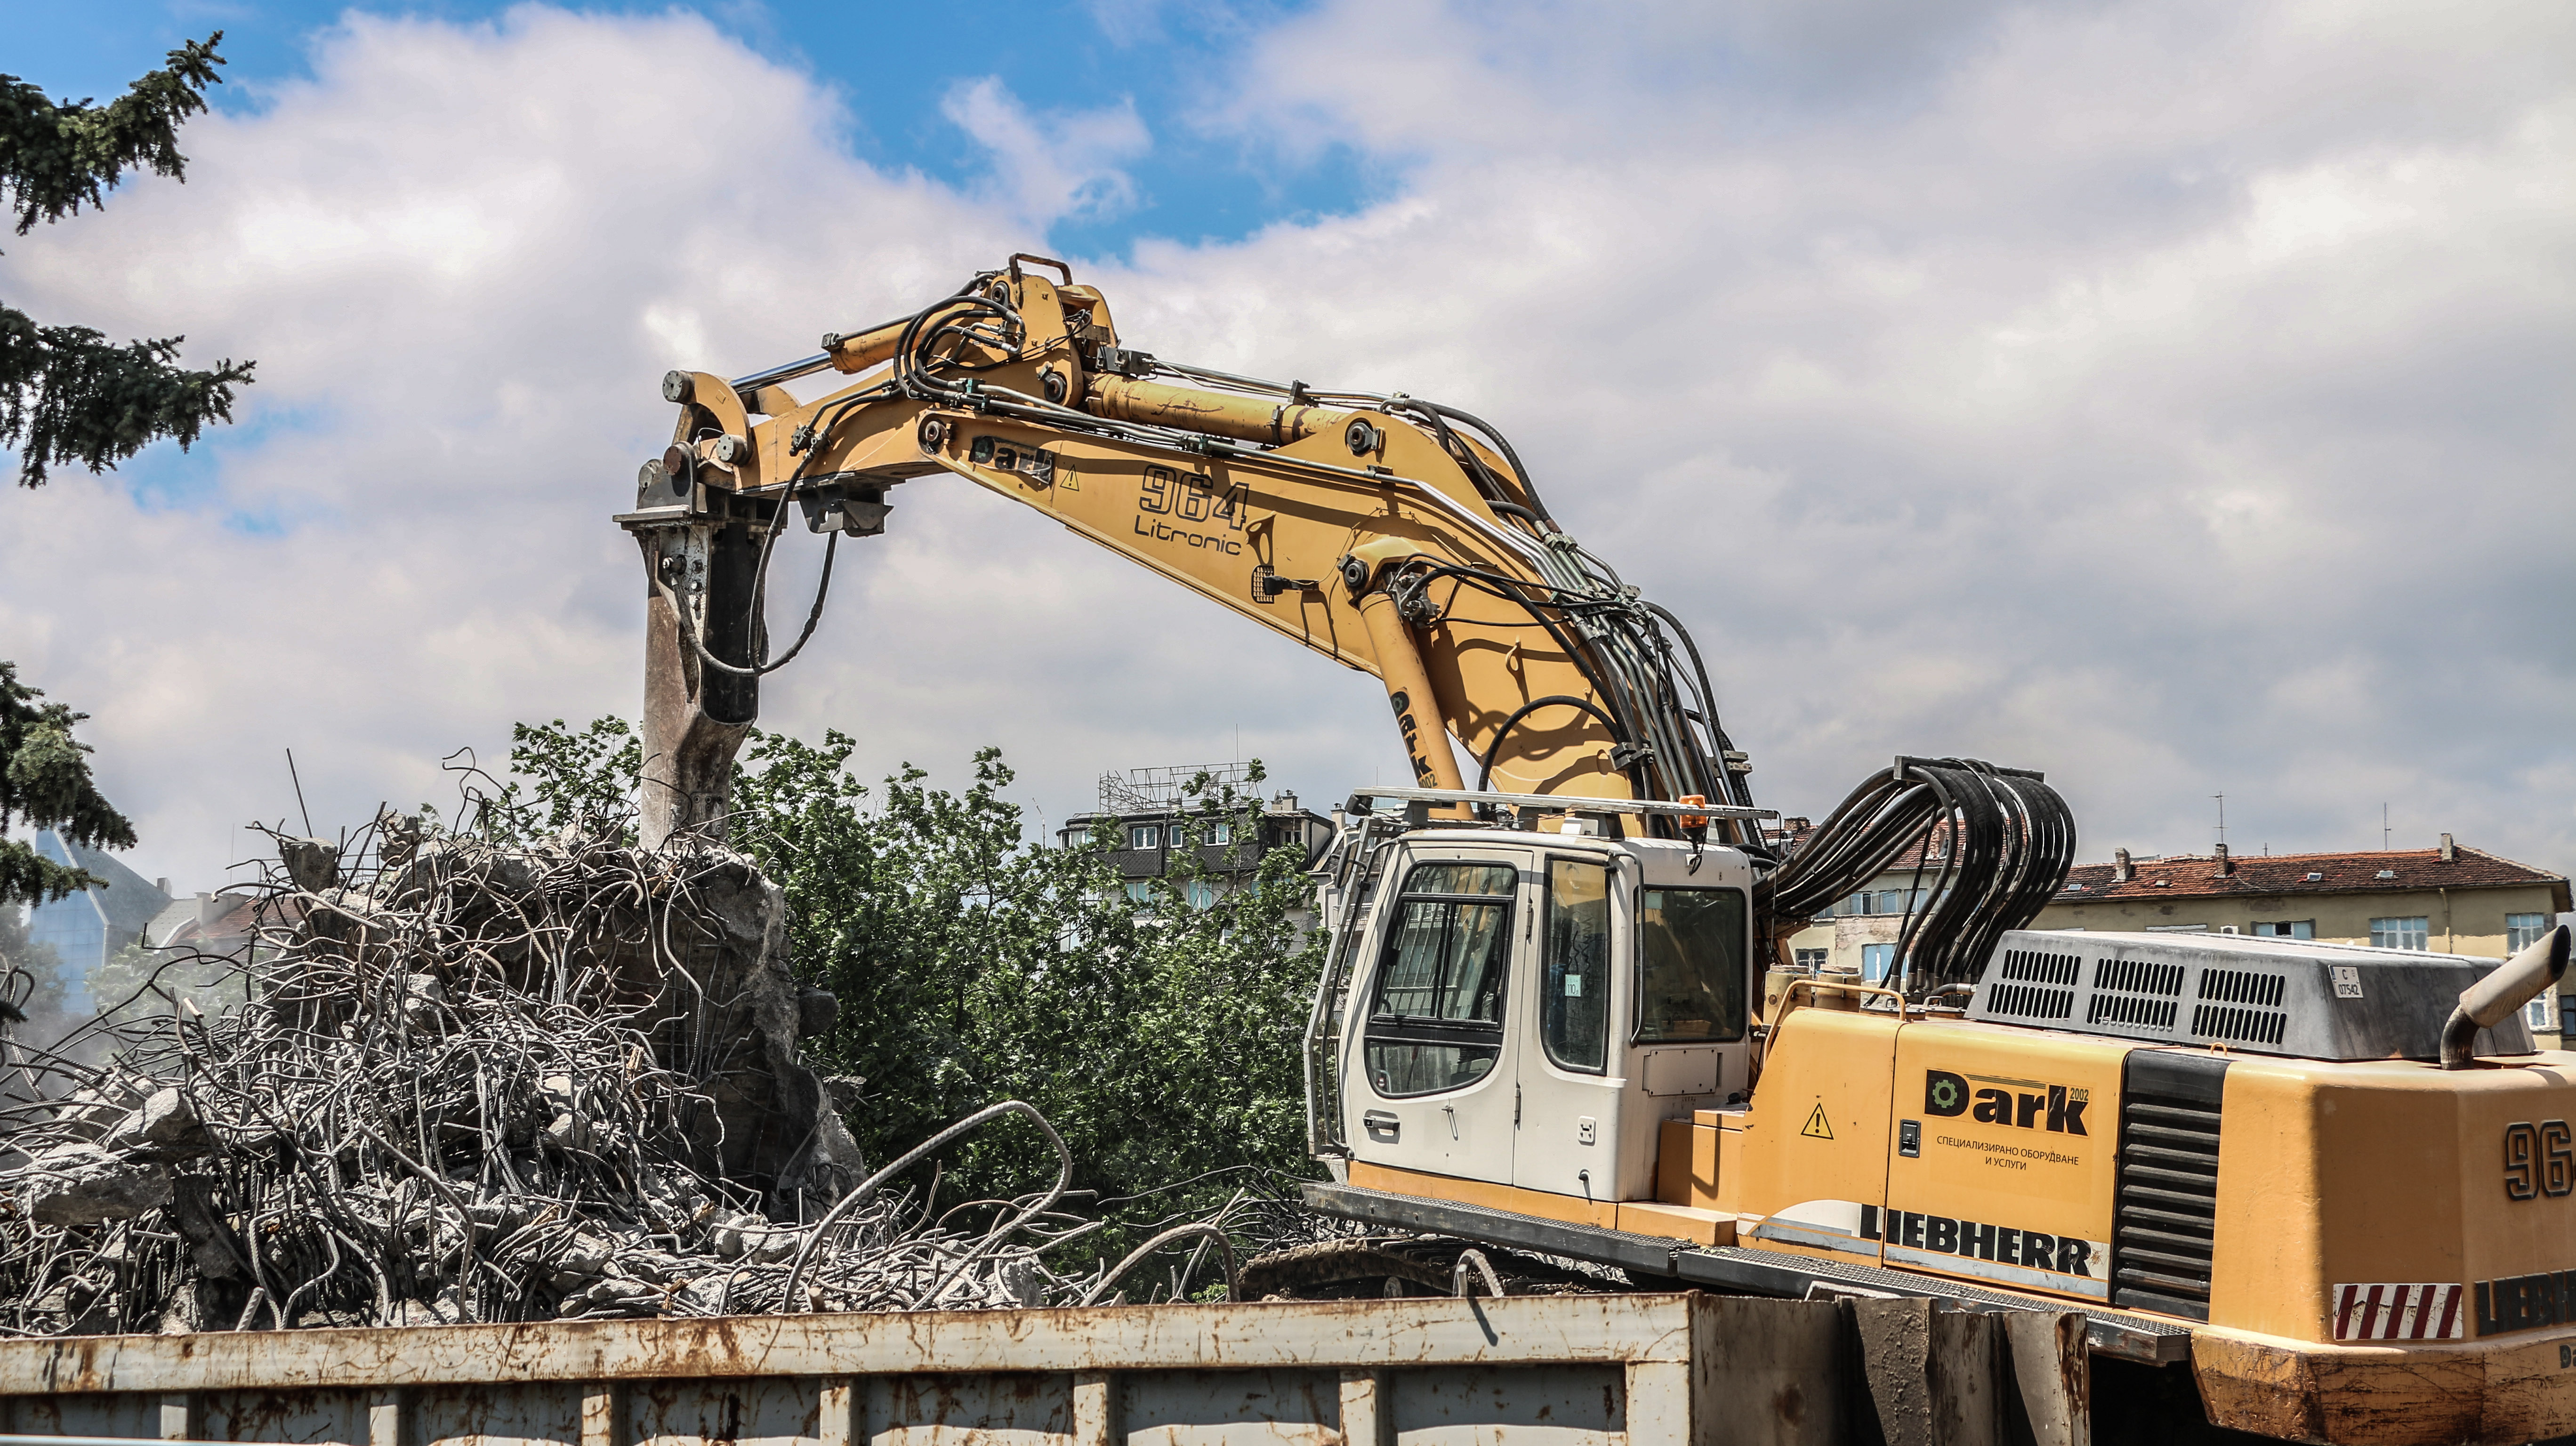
[1794, 948, 1829, 970]
[2371, 916, 2429, 951]
[2508, 914, 2550, 953]
[1861, 943, 1897, 983]
[2252, 920, 2315, 940]
[1210, 820, 1234, 845]
[2527, 994, 2557, 1033]
[1127, 824, 1161, 850]
[1124, 882, 1154, 904]
[1185, 879, 1219, 909]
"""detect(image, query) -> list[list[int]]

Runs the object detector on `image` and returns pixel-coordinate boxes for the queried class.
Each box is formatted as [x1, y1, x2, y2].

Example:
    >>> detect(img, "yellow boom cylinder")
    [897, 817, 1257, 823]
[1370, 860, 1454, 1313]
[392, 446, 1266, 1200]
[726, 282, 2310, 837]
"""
[823, 319, 910, 375]
[1085, 376, 1351, 447]
[1354, 586, 1469, 799]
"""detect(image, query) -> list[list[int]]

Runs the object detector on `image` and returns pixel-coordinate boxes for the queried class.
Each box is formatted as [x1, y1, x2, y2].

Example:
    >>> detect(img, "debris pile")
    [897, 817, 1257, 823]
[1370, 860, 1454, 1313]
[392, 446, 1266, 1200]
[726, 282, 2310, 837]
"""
[0, 822, 1227, 1335]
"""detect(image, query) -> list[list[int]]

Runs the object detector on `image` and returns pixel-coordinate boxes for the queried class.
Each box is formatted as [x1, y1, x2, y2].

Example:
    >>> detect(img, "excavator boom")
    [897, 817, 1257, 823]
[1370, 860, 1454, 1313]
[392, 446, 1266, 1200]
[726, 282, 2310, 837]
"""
[620, 257, 1752, 852]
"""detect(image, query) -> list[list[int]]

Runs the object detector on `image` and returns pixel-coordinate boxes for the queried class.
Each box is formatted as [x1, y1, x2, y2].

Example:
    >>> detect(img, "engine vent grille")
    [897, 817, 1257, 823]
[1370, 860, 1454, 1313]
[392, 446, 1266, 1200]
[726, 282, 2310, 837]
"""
[2089, 993, 2178, 1029]
[2189, 968, 2289, 1045]
[1965, 930, 2528, 1060]
[2095, 956, 2185, 997]
[2001, 948, 2081, 987]
[1982, 948, 2081, 1020]
[2086, 955, 2186, 1030]
[2190, 1003, 2287, 1046]
[2113, 1052, 2227, 1322]
[2199, 968, 2287, 1008]
[1988, 982, 2074, 1020]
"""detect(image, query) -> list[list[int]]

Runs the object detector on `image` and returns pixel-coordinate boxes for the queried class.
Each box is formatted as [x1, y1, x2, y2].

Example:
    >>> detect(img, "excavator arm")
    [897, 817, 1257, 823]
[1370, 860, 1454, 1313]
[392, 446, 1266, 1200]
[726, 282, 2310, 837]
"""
[620, 256, 1755, 851]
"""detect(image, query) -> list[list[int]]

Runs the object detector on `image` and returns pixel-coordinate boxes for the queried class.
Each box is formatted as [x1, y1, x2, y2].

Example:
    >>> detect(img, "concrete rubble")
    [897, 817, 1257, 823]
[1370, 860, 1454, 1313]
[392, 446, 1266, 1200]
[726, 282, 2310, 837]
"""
[0, 822, 1231, 1335]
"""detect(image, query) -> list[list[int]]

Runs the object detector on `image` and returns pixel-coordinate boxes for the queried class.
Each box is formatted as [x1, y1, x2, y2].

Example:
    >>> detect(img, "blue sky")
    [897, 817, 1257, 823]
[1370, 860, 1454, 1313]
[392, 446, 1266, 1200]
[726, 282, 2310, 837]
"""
[4, 0, 2572, 898]
[10, 0, 1376, 259]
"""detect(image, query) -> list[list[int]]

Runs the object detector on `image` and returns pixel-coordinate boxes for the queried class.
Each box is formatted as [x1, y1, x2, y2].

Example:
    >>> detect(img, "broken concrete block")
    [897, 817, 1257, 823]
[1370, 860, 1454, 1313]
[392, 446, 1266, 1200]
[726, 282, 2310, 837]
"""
[376, 810, 426, 869]
[823, 1074, 865, 1115]
[46, 1073, 157, 1143]
[797, 986, 839, 1038]
[13, 1145, 173, 1225]
[104, 1087, 205, 1154]
[547, 1231, 617, 1290]
[278, 837, 341, 893]
[1001, 1257, 1045, 1308]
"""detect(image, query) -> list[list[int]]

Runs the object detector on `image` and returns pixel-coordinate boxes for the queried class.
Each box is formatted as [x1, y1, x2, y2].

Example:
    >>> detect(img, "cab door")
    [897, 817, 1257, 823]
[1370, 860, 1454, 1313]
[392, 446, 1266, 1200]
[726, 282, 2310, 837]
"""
[1341, 851, 1525, 1186]
[1513, 853, 1626, 1203]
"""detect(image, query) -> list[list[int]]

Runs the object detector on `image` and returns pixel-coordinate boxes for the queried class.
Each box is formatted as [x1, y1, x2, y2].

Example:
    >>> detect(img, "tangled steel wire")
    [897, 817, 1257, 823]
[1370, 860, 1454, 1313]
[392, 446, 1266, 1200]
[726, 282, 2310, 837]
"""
[0, 817, 1244, 1335]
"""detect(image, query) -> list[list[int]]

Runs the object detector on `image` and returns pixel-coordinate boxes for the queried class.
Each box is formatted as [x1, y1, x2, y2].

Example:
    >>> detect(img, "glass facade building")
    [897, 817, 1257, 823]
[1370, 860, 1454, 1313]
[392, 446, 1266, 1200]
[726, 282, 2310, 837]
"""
[24, 829, 171, 1012]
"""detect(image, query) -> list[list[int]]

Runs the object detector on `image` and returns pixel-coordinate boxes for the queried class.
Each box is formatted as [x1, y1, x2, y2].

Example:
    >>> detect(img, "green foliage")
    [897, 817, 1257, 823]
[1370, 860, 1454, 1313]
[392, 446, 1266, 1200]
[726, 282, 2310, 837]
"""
[85, 938, 245, 1025]
[498, 720, 1324, 1226]
[0, 312, 256, 487]
[0, 34, 226, 234]
[0, 660, 136, 909]
[0, 34, 254, 488]
[507, 717, 644, 842]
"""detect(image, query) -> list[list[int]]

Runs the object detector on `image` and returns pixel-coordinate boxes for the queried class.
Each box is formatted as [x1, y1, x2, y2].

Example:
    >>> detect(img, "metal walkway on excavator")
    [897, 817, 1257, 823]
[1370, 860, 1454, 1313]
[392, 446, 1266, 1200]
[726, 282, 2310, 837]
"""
[1302, 1181, 2191, 1365]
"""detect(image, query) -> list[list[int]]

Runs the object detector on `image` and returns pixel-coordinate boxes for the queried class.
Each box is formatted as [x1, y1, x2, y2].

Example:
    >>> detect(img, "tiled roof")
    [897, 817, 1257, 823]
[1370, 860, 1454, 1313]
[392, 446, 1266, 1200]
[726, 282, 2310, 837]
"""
[2053, 846, 2568, 903]
[162, 895, 271, 948]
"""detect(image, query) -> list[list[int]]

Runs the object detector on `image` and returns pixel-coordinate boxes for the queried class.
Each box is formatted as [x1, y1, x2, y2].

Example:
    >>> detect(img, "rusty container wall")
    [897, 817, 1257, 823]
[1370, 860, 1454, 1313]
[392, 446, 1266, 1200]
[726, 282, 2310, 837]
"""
[0, 1296, 1884, 1446]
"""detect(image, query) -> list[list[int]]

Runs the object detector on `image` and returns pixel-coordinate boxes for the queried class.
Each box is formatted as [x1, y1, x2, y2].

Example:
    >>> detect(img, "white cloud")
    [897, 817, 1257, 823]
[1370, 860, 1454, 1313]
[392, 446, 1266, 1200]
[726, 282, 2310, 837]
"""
[3, 0, 2571, 898]
[940, 77, 1151, 229]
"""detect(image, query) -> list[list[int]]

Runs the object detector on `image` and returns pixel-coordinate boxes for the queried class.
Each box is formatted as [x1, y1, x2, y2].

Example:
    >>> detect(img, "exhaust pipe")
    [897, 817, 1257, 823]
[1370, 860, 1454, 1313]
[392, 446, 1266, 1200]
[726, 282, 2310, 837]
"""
[2441, 925, 2570, 1068]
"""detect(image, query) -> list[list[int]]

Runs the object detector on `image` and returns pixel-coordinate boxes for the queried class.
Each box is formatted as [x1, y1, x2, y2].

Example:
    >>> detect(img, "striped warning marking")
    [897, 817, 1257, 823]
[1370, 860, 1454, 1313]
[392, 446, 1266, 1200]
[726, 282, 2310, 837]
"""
[2333, 1282, 2467, 1341]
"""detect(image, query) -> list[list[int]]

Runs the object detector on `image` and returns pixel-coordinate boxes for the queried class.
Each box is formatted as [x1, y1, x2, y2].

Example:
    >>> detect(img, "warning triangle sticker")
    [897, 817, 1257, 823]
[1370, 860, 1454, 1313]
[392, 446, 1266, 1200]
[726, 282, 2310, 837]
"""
[1801, 1103, 1835, 1140]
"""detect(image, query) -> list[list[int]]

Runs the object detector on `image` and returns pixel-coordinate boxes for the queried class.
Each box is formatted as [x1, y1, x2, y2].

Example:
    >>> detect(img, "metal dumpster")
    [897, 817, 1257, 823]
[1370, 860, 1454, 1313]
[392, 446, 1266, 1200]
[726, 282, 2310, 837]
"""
[0, 1294, 2086, 1446]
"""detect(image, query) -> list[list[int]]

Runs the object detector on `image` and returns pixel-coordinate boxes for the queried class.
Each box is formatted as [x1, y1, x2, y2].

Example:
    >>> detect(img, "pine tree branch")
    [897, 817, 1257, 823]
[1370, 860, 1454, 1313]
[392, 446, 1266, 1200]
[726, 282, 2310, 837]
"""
[0, 838, 101, 907]
[0, 33, 227, 236]
[0, 661, 137, 911]
[0, 304, 254, 487]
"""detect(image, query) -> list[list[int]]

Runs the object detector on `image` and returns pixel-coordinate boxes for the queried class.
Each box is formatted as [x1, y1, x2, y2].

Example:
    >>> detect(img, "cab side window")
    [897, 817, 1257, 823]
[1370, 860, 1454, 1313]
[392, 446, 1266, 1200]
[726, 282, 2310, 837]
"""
[1541, 858, 1613, 1072]
[1365, 863, 1517, 1097]
[1636, 885, 1749, 1043]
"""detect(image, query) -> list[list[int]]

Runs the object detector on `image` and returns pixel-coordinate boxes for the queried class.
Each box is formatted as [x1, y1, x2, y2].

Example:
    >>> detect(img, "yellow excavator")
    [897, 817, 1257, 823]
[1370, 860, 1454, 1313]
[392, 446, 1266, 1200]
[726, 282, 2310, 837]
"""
[620, 255, 2576, 1446]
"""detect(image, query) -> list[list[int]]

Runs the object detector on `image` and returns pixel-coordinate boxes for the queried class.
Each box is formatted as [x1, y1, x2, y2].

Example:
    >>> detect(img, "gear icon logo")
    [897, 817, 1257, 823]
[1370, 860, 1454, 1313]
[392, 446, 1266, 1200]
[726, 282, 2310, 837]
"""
[1924, 1068, 1970, 1117]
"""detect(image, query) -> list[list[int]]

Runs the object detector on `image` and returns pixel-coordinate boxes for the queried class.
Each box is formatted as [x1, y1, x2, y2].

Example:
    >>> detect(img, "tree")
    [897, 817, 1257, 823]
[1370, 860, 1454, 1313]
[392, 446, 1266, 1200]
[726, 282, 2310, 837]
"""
[0, 661, 135, 909]
[85, 937, 243, 1026]
[0, 34, 253, 488]
[496, 720, 1324, 1229]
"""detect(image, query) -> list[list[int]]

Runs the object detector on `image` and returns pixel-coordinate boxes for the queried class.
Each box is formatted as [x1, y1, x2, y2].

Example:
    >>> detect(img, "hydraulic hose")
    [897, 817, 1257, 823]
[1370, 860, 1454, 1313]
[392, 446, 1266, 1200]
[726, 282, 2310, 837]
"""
[1474, 695, 1626, 794]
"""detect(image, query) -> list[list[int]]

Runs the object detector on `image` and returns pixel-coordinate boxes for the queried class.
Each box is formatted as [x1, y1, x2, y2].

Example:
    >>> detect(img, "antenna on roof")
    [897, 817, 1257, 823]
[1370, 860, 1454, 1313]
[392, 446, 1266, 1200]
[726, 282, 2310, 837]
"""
[2214, 793, 2225, 849]
[2383, 802, 2391, 852]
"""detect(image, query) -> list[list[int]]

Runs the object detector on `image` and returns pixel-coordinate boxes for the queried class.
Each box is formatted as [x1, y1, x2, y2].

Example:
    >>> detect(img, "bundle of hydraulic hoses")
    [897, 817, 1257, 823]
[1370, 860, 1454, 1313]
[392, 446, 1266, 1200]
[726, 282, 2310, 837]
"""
[1764, 757, 2075, 991]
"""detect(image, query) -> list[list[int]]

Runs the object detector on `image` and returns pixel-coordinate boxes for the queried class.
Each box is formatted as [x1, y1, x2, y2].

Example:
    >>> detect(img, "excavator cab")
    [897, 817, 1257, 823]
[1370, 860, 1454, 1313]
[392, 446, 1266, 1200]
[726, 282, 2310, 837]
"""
[1304, 790, 1766, 1234]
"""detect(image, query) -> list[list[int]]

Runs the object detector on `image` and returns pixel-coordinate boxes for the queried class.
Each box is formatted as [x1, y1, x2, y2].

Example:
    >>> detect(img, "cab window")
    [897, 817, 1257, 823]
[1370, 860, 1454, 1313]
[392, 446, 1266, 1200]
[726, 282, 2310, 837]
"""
[1365, 862, 1517, 1097]
[1635, 886, 1748, 1043]
[1541, 858, 1613, 1072]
